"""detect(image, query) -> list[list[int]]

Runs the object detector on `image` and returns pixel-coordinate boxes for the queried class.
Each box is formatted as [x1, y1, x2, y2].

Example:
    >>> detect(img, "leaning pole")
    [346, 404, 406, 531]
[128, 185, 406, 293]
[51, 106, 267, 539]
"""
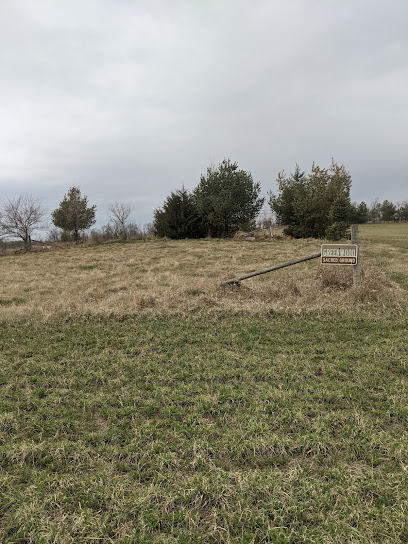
[221, 252, 321, 286]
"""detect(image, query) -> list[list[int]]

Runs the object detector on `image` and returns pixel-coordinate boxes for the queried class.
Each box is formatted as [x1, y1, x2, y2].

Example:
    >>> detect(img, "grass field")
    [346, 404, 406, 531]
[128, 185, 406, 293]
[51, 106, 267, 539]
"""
[1, 224, 407, 543]
[0, 224, 406, 321]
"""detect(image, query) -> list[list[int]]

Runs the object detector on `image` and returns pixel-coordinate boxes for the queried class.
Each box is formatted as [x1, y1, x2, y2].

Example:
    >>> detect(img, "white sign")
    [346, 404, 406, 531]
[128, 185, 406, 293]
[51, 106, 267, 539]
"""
[321, 244, 358, 265]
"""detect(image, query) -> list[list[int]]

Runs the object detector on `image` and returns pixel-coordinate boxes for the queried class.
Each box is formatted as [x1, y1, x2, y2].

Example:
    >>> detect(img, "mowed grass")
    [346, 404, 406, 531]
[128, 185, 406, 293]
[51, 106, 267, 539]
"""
[1, 315, 408, 543]
[1, 224, 408, 542]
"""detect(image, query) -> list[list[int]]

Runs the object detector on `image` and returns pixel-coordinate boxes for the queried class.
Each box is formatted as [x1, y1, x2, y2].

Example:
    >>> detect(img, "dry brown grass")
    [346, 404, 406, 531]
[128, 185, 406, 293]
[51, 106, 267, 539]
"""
[0, 224, 407, 322]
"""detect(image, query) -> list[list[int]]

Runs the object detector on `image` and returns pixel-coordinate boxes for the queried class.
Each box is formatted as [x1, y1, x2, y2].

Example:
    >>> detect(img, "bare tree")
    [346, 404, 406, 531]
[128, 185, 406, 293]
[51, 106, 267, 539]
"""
[107, 201, 134, 239]
[0, 195, 46, 250]
[368, 198, 382, 223]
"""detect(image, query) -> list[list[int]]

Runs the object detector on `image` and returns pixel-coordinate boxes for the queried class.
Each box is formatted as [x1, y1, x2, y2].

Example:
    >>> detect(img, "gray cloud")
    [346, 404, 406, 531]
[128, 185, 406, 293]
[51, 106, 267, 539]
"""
[0, 0, 407, 228]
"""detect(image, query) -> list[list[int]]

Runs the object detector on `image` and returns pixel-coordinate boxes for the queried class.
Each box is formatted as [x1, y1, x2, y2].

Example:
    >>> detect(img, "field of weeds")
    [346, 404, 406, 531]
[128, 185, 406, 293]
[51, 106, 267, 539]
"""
[1, 223, 407, 543]
[0, 224, 407, 321]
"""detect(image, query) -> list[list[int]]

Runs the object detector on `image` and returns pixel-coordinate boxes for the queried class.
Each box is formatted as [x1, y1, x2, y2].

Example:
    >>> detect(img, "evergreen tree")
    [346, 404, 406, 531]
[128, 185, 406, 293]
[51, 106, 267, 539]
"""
[195, 159, 264, 237]
[269, 160, 352, 240]
[269, 164, 306, 232]
[326, 196, 352, 240]
[350, 201, 369, 224]
[153, 188, 204, 239]
[380, 200, 398, 221]
[52, 187, 96, 243]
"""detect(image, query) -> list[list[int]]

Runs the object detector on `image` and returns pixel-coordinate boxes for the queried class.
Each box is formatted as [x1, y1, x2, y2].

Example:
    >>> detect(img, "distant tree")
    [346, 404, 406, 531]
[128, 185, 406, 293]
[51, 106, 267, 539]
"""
[269, 160, 352, 240]
[380, 200, 398, 222]
[195, 159, 264, 237]
[107, 201, 134, 239]
[256, 208, 274, 230]
[52, 186, 96, 243]
[126, 222, 141, 238]
[368, 199, 382, 223]
[398, 201, 408, 222]
[47, 227, 62, 243]
[154, 187, 204, 239]
[101, 224, 115, 240]
[142, 222, 155, 238]
[0, 194, 46, 250]
[350, 201, 369, 224]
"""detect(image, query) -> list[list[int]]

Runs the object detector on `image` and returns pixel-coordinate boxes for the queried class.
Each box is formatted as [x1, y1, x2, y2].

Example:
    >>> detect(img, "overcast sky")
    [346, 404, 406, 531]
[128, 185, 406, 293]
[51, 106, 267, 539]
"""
[0, 0, 407, 229]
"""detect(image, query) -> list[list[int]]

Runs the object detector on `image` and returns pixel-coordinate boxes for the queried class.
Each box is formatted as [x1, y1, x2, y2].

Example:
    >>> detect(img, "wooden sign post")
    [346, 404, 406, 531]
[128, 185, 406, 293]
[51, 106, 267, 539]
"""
[351, 224, 361, 287]
[320, 225, 361, 287]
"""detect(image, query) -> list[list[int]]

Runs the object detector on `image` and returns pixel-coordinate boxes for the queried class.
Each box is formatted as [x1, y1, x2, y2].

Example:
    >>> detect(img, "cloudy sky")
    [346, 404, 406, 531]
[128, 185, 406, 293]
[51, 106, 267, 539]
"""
[0, 0, 407, 228]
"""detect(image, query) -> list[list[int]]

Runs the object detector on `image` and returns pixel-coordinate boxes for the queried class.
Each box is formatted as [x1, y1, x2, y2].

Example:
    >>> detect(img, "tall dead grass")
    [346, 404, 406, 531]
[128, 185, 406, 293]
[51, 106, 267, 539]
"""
[0, 225, 406, 323]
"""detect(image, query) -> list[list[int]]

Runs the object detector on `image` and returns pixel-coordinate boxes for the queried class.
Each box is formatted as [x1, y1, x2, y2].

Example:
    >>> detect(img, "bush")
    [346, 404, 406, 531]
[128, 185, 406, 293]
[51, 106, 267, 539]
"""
[269, 161, 352, 240]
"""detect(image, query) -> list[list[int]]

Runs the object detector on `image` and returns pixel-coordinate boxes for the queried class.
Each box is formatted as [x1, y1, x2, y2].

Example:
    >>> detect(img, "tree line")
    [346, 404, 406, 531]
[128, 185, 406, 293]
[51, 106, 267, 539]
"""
[153, 159, 407, 240]
[1, 158, 407, 250]
[0, 187, 150, 251]
[268, 161, 408, 239]
[153, 159, 264, 239]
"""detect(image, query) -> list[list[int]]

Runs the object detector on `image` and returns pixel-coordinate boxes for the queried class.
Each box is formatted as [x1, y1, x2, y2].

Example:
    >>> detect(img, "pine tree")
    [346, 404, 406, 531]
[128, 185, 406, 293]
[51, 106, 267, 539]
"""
[52, 187, 96, 243]
[195, 159, 264, 237]
[380, 200, 398, 221]
[269, 160, 352, 240]
[153, 188, 204, 239]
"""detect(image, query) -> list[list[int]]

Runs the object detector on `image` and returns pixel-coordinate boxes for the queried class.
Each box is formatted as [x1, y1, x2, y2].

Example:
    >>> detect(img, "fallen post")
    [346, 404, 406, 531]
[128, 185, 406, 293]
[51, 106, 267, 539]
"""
[221, 252, 321, 286]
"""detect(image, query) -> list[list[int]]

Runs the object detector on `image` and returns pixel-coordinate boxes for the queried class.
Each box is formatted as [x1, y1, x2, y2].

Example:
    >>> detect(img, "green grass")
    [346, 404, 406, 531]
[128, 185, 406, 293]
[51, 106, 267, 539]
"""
[1, 223, 407, 542]
[359, 223, 408, 250]
[1, 313, 408, 543]
[391, 272, 408, 291]
[0, 297, 26, 307]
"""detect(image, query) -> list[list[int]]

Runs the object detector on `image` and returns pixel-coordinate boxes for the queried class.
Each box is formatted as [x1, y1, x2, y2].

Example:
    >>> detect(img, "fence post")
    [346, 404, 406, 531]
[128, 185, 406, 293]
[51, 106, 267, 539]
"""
[351, 224, 361, 287]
